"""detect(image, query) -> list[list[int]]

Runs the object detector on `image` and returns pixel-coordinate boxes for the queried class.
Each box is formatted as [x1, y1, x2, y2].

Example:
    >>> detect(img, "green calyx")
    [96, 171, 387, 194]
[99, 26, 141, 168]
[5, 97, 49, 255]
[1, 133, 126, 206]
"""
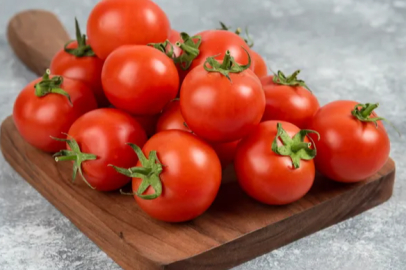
[64, 18, 95, 57]
[218, 21, 254, 48]
[34, 69, 72, 105]
[52, 134, 97, 189]
[203, 48, 251, 81]
[271, 123, 320, 169]
[110, 144, 163, 200]
[272, 70, 312, 92]
[351, 103, 400, 134]
[174, 32, 202, 70]
[148, 40, 174, 58]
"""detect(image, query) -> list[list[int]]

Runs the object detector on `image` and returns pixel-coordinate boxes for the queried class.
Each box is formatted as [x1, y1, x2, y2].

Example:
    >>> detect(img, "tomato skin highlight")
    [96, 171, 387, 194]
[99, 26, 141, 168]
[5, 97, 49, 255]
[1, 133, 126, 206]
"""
[156, 100, 191, 133]
[260, 75, 320, 129]
[308, 100, 390, 183]
[250, 50, 267, 78]
[50, 41, 108, 107]
[13, 76, 97, 153]
[87, 0, 170, 59]
[235, 121, 315, 205]
[180, 64, 265, 143]
[67, 108, 147, 191]
[102, 45, 179, 115]
[132, 130, 222, 222]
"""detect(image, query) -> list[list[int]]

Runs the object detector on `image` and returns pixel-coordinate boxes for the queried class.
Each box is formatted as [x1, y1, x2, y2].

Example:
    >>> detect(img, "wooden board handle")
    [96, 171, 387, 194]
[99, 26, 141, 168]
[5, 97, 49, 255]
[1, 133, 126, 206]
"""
[7, 9, 70, 76]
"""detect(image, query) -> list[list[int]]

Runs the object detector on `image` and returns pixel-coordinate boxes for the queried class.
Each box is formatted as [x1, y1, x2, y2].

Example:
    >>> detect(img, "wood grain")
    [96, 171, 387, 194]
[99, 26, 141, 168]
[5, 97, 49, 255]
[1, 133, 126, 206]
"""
[0, 115, 395, 270]
[7, 10, 70, 76]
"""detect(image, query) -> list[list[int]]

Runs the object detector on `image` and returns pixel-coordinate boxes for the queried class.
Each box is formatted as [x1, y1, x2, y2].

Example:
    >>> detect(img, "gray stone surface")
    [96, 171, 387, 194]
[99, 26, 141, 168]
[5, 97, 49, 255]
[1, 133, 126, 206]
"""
[0, 0, 405, 269]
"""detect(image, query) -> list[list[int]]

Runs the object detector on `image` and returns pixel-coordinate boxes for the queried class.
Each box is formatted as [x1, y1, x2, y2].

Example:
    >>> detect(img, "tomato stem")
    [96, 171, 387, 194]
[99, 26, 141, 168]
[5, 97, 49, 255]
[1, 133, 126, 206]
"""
[111, 143, 163, 200]
[64, 18, 95, 57]
[272, 70, 312, 92]
[173, 32, 202, 70]
[148, 40, 174, 58]
[351, 102, 400, 135]
[34, 69, 72, 105]
[52, 134, 97, 189]
[271, 123, 320, 169]
[291, 142, 312, 153]
[55, 155, 77, 162]
[203, 48, 251, 81]
[360, 103, 379, 118]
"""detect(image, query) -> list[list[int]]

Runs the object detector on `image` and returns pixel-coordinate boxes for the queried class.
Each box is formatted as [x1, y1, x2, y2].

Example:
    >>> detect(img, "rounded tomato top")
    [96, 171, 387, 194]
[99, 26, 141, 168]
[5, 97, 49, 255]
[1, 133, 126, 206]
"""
[87, 0, 171, 59]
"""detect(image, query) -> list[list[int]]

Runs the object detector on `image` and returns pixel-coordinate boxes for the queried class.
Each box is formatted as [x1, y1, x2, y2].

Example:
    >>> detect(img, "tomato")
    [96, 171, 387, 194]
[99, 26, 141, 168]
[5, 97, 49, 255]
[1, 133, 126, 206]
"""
[87, 0, 170, 59]
[51, 19, 108, 107]
[260, 70, 320, 129]
[180, 50, 265, 143]
[102, 45, 179, 115]
[308, 101, 390, 183]
[54, 108, 147, 191]
[211, 140, 240, 169]
[168, 29, 182, 58]
[175, 30, 254, 81]
[250, 50, 267, 78]
[133, 114, 159, 138]
[13, 70, 97, 153]
[235, 121, 317, 205]
[156, 100, 190, 133]
[112, 130, 222, 222]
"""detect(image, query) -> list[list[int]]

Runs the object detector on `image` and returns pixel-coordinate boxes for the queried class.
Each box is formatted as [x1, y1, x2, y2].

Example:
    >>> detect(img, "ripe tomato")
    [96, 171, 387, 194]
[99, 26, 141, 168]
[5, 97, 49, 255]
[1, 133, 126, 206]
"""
[87, 0, 170, 59]
[235, 121, 317, 205]
[54, 108, 147, 191]
[308, 101, 390, 183]
[133, 114, 159, 138]
[180, 50, 265, 143]
[250, 50, 267, 78]
[175, 30, 254, 80]
[112, 130, 222, 222]
[102, 45, 179, 115]
[260, 70, 320, 129]
[51, 19, 108, 107]
[156, 100, 190, 133]
[13, 70, 97, 153]
[155, 100, 238, 168]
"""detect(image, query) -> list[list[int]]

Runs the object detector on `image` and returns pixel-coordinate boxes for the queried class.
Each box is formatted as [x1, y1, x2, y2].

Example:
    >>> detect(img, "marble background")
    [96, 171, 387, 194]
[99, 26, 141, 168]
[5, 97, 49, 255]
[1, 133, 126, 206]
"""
[0, 0, 405, 269]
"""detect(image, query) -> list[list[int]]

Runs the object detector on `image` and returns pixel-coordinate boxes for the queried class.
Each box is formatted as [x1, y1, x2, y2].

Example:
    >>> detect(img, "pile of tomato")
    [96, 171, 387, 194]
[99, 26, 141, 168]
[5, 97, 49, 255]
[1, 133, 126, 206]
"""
[12, 0, 393, 222]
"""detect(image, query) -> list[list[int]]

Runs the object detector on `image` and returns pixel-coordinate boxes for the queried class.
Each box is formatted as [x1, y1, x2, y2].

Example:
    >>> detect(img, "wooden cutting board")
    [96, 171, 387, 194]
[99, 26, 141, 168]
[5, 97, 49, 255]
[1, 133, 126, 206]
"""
[0, 116, 395, 270]
[3, 9, 397, 270]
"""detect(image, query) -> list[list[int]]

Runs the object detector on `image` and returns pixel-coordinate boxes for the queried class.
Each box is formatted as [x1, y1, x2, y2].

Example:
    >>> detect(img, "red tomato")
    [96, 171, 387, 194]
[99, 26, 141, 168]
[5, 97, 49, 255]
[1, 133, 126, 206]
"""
[250, 50, 267, 78]
[176, 30, 254, 81]
[156, 100, 190, 133]
[235, 121, 316, 205]
[54, 108, 147, 191]
[133, 114, 159, 138]
[113, 130, 222, 222]
[87, 0, 170, 59]
[51, 41, 107, 107]
[102, 45, 179, 115]
[168, 29, 182, 58]
[180, 50, 265, 143]
[50, 19, 108, 107]
[308, 101, 390, 183]
[211, 140, 240, 169]
[260, 71, 320, 129]
[13, 70, 97, 152]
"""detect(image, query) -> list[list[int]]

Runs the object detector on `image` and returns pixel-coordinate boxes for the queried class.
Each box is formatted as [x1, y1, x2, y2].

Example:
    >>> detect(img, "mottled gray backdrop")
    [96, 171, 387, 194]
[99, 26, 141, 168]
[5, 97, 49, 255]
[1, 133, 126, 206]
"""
[0, 0, 405, 269]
